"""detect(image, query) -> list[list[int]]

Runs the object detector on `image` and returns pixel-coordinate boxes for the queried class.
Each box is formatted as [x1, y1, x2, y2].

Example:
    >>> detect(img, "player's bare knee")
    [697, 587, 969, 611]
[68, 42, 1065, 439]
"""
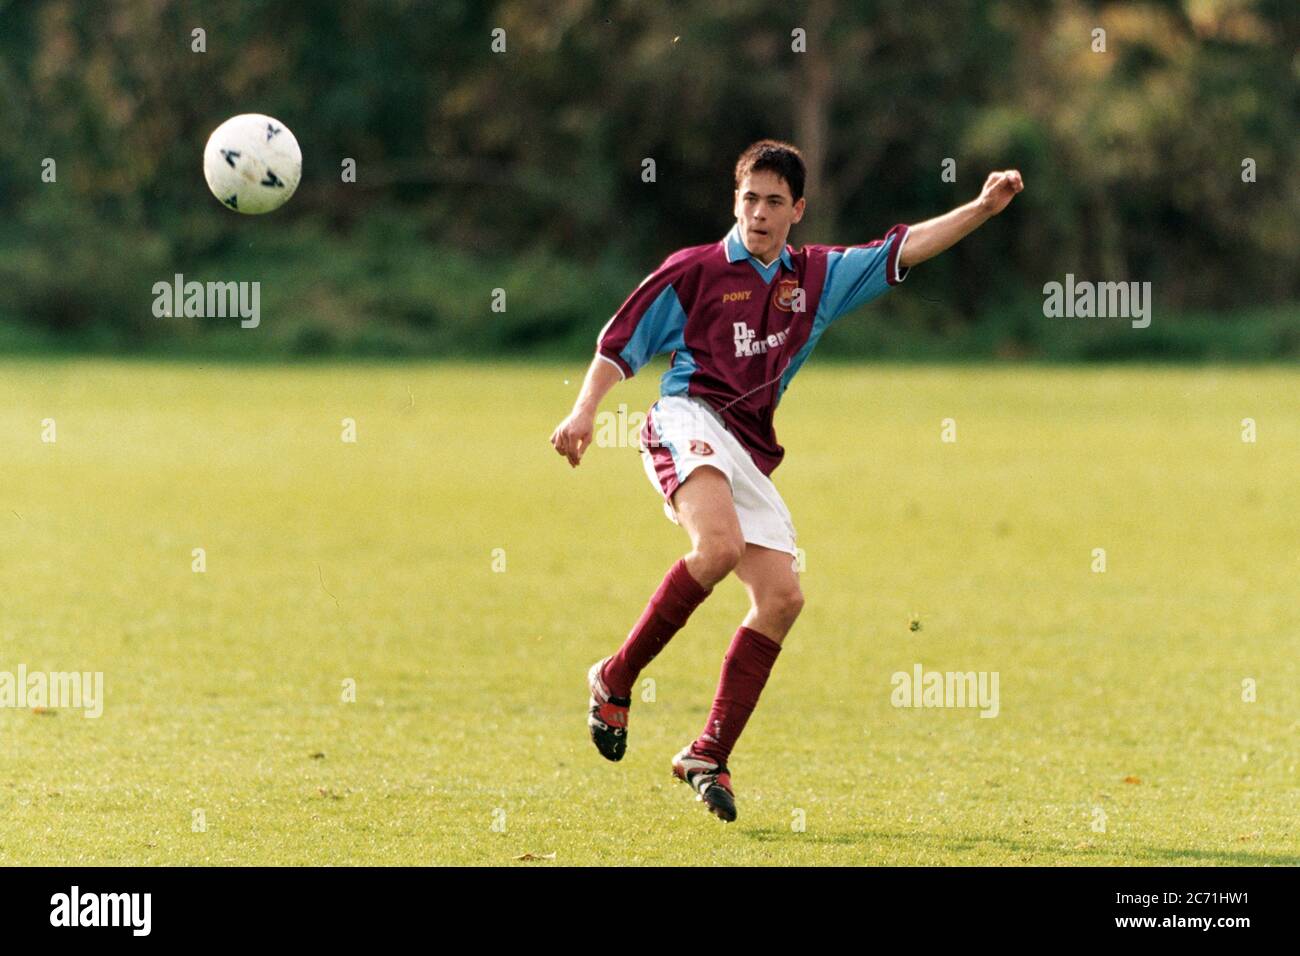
[692, 536, 744, 581]
[787, 587, 805, 619]
[712, 540, 746, 576]
[760, 586, 804, 624]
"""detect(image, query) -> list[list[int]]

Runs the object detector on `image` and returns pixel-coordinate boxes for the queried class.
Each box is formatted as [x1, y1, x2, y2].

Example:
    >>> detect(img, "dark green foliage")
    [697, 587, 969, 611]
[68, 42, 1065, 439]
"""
[0, 0, 1294, 358]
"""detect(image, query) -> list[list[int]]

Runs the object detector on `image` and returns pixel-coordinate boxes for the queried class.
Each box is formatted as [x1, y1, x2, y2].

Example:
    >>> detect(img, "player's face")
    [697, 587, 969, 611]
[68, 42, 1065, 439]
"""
[733, 170, 805, 264]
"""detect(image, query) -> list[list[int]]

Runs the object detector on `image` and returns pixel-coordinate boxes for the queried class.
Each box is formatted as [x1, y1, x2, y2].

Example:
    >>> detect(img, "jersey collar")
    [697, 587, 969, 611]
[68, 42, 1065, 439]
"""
[724, 222, 794, 281]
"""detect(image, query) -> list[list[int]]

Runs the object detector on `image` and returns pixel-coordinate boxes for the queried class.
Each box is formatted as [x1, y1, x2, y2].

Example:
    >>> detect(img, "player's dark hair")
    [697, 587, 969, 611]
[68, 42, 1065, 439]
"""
[734, 139, 806, 202]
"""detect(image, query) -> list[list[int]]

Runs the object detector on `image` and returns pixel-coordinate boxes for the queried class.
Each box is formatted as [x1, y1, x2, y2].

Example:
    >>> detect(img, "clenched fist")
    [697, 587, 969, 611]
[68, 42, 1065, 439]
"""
[977, 169, 1024, 216]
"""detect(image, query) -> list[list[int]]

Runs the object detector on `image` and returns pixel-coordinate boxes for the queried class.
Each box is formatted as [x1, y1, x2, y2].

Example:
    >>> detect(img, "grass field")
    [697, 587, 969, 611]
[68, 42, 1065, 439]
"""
[0, 359, 1296, 866]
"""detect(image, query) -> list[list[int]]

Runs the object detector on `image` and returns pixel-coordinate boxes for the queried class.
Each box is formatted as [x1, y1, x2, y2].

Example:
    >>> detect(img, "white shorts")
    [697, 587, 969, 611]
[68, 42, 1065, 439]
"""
[638, 394, 797, 556]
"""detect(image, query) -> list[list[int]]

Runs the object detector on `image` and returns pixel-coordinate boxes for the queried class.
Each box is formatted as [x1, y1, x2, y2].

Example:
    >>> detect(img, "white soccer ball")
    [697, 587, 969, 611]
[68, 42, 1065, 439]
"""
[202, 113, 302, 214]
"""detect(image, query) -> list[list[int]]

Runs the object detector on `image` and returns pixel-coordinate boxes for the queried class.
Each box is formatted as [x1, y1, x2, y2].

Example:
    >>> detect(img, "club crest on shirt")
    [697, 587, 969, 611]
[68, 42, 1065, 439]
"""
[771, 278, 801, 312]
[689, 439, 714, 456]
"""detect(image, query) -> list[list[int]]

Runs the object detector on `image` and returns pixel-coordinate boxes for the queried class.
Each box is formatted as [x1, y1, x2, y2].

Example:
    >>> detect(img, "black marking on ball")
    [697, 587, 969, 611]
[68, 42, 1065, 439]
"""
[220, 149, 241, 168]
[260, 169, 284, 188]
[223, 194, 238, 209]
[266, 123, 282, 141]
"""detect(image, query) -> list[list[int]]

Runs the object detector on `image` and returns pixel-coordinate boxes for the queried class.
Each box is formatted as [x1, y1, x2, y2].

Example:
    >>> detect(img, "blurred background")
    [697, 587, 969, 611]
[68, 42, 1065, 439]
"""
[0, 0, 1296, 360]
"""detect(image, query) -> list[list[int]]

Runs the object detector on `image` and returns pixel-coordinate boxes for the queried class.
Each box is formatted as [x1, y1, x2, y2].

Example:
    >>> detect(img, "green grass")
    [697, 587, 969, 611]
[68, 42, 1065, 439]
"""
[0, 359, 1296, 865]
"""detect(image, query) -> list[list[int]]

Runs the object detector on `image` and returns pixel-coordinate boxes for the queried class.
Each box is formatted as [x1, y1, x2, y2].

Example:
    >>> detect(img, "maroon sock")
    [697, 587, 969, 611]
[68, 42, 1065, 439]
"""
[602, 558, 712, 698]
[692, 626, 782, 766]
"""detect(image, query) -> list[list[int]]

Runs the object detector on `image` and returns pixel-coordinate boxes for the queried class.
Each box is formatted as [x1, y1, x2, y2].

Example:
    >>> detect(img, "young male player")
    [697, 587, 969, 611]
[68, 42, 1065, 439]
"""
[550, 140, 1022, 822]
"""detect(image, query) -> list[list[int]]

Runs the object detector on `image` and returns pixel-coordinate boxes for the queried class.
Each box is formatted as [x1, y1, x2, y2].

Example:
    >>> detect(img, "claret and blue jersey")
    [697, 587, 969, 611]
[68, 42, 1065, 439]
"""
[597, 221, 911, 476]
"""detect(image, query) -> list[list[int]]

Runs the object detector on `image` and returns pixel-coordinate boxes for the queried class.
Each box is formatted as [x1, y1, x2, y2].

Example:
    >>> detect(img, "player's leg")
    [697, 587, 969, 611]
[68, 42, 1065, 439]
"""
[672, 544, 800, 821]
[733, 543, 804, 644]
[588, 466, 741, 761]
[600, 465, 741, 697]
[669, 465, 747, 589]
[691, 545, 797, 761]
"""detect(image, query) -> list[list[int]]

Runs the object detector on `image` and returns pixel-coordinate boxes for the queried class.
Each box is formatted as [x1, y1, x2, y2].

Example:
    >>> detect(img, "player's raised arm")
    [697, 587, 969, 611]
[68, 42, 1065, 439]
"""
[898, 170, 1024, 268]
[550, 353, 622, 468]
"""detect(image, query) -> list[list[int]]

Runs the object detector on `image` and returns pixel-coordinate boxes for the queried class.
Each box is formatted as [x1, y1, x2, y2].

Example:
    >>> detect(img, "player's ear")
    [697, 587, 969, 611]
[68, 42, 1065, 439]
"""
[792, 197, 806, 224]
[733, 188, 742, 217]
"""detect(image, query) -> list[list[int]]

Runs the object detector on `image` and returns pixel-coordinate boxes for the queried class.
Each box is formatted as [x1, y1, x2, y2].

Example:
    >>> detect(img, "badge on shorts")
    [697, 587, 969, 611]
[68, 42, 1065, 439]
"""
[689, 439, 714, 456]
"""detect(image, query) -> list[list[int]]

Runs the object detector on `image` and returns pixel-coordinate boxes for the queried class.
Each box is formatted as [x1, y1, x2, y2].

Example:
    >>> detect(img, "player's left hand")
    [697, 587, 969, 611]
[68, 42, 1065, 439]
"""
[977, 170, 1023, 216]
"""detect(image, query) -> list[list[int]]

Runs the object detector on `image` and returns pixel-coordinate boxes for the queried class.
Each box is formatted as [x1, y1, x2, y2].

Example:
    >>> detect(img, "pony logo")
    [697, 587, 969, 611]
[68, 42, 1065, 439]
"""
[689, 439, 715, 456]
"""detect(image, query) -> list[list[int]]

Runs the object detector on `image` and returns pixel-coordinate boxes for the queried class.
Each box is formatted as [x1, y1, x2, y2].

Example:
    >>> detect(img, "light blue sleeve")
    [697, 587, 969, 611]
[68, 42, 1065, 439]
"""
[817, 224, 911, 324]
[596, 282, 688, 378]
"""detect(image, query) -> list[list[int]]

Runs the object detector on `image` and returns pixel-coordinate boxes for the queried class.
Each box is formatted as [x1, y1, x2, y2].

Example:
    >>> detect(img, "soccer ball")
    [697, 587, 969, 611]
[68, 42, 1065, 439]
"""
[202, 113, 301, 214]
